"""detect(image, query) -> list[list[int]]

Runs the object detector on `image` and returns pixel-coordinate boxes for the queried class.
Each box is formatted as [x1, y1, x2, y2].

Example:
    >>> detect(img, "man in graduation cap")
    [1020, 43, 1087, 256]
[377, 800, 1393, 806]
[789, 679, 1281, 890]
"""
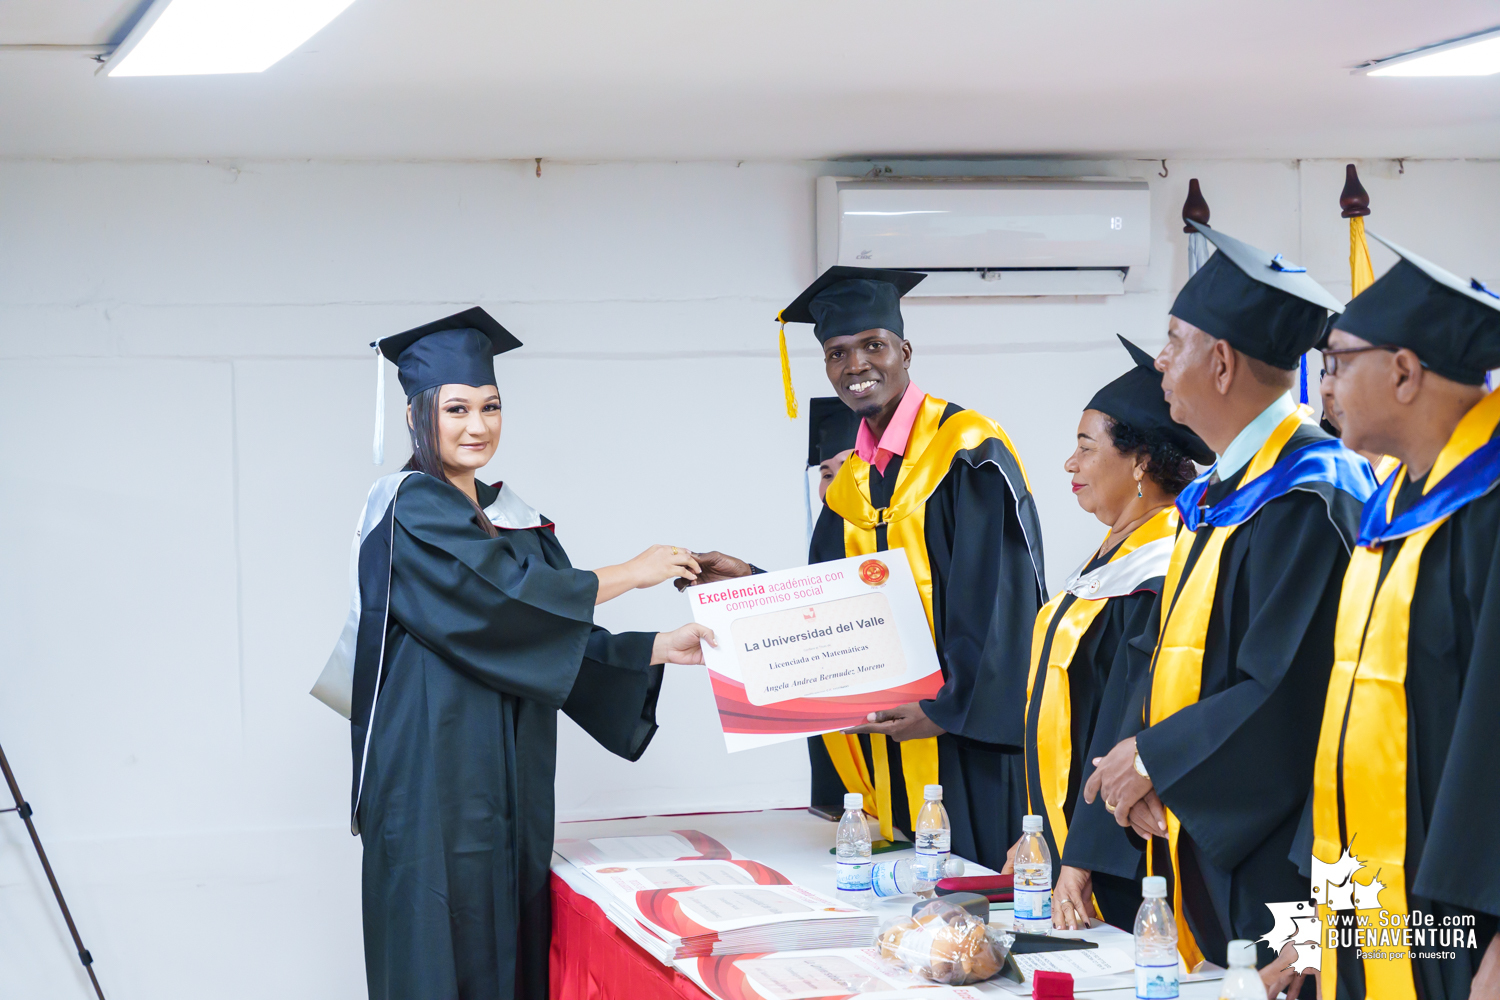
[1083, 222, 1377, 971]
[695, 267, 1047, 868]
[1302, 237, 1500, 1000]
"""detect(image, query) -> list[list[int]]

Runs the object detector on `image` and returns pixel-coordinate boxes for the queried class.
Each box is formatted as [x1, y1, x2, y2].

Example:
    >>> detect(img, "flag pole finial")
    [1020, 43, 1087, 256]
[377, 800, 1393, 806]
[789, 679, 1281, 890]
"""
[1340, 165, 1371, 219]
[1182, 178, 1211, 233]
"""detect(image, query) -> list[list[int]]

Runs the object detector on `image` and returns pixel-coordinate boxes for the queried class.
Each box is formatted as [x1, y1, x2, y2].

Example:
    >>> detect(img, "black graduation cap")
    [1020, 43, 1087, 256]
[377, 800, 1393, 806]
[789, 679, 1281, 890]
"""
[376, 306, 523, 399]
[1330, 233, 1500, 386]
[779, 266, 927, 344]
[370, 307, 522, 465]
[1170, 221, 1344, 370]
[1088, 336, 1215, 465]
[806, 397, 861, 467]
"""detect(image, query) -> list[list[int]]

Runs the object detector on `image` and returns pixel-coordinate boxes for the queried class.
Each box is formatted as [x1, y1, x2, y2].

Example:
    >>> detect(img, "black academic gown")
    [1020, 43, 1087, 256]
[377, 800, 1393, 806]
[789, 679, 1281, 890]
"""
[1133, 424, 1364, 969]
[1293, 473, 1500, 1000]
[353, 475, 662, 1000]
[1028, 546, 1162, 931]
[807, 402, 1045, 871]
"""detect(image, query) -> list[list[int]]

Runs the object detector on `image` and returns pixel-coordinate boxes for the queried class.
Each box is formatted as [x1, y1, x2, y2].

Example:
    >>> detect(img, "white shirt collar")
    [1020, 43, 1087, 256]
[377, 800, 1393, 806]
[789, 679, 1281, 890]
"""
[1215, 392, 1297, 480]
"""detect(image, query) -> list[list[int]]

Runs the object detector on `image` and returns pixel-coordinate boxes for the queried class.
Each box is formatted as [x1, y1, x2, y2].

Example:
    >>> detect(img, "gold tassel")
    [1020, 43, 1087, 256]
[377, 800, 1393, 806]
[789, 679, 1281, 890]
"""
[778, 313, 798, 420]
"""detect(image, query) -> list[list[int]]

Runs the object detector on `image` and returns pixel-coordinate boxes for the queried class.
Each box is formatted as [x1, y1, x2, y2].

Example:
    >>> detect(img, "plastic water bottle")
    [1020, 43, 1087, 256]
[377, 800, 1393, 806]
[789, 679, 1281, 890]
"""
[1218, 940, 1263, 1000]
[1013, 814, 1053, 933]
[872, 857, 916, 897]
[872, 856, 965, 898]
[1135, 876, 1180, 999]
[913, 784, 951, 882]
[835, 793, 873, 899]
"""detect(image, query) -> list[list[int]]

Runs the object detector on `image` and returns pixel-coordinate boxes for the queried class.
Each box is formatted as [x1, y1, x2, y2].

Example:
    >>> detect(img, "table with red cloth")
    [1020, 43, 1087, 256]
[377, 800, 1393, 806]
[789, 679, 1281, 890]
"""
[549, 809, 1226, 1000]
[548, 808, 964, 1000]
[550, 869, 711, 1000]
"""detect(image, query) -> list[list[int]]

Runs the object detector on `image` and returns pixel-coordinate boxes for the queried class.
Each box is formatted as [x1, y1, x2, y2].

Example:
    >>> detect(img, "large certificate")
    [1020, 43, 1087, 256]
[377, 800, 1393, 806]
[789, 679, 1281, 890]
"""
[686, 550, 943, 751]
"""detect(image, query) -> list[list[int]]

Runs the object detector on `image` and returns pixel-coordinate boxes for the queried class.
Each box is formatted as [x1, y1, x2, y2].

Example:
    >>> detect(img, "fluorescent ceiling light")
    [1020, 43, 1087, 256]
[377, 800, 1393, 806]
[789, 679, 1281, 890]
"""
[1361, 25, 1500, 77]
[106, 0, 359, 77]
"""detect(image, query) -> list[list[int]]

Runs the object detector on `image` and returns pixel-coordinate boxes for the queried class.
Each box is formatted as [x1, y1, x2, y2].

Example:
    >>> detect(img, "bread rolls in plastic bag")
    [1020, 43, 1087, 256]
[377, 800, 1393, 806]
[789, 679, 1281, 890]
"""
[876, 899, 1014, 985]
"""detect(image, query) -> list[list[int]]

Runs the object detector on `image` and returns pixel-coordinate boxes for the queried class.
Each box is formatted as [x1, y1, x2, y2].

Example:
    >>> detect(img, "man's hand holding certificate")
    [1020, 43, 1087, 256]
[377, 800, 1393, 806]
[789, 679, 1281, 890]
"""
[686, 551, 943, 751]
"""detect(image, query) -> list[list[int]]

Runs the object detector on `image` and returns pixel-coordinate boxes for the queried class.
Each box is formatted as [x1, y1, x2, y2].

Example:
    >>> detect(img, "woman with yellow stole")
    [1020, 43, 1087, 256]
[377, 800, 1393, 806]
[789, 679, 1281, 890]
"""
[1024, 337, 1213, 931]
[1301, 236, 1500, 1000]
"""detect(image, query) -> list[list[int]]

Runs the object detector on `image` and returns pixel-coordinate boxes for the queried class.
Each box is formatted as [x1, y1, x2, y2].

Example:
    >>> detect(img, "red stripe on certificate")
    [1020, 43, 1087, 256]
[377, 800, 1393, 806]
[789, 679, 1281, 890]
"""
[705, 671, 944, 734]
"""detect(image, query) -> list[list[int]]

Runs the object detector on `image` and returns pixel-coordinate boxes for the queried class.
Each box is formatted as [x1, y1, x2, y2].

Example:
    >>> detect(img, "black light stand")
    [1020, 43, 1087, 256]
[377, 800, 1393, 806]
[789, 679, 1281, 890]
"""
[0, 741, 107, 1000]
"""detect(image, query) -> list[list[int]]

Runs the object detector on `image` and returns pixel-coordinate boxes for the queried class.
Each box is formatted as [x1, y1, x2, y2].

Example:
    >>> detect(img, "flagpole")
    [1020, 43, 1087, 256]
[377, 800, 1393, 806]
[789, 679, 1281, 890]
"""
[0, 742, 108, 1000]
[1340, 164, 1374, 298]
[1182, 178, 1212, 277]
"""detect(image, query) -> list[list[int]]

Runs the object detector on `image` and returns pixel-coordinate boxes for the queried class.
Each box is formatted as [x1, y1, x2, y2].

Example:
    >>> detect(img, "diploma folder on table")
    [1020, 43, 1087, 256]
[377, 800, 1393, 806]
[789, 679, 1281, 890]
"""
[554, 830, 741, 867]
[686, 551, 944, 752]
[580, 860, 879, 959]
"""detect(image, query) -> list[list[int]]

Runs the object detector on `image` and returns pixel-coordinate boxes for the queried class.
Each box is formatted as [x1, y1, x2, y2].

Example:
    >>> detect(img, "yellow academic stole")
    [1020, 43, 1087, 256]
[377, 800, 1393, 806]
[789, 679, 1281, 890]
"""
[1147, 408, 1308, 970]
[824, 393, 1032, 842]
[1312, 389, 1500, 1000]
[1025, 507, 1178, 854]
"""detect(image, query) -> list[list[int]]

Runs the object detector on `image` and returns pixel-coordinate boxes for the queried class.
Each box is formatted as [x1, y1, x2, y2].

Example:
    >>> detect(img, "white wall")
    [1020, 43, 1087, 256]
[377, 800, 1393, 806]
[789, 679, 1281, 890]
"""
[1, 156, 1497, 999]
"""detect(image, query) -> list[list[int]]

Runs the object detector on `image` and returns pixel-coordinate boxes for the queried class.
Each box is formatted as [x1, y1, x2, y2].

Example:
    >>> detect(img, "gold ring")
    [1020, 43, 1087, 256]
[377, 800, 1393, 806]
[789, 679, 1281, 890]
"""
[1061, 899, 1075, 909]
[672, 546, 679, 555]
[1104, 802, 1116, 814]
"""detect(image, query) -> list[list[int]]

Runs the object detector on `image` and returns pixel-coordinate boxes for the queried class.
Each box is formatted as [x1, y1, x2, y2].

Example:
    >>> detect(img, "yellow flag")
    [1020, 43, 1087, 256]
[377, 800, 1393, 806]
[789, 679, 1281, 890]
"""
[1350, 215, 1375, 297]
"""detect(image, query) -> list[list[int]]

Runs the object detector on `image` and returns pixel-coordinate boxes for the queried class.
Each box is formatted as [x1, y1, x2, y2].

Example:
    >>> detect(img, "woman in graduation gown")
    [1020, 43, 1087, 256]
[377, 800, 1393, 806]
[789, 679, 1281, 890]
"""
[332, 309, 714, 1000]
[1023, 336, 1213, 931]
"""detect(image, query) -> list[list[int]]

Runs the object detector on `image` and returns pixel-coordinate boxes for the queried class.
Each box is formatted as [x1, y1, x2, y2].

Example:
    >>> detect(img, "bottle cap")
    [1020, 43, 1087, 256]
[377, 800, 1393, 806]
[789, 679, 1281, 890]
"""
[924, 784, 943, 801]
[1227, 940, 1256, 967]
[1022, 814, 1043, 833]
[844, 792, 863, 810]
[1142, 875, 1168, 898]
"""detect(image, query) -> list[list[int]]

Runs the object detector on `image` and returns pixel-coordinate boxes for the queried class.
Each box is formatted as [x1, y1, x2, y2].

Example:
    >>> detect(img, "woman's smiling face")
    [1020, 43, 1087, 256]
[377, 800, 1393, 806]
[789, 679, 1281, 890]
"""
[1064, 408, 1140, 525]
[432, 383, 502, 476]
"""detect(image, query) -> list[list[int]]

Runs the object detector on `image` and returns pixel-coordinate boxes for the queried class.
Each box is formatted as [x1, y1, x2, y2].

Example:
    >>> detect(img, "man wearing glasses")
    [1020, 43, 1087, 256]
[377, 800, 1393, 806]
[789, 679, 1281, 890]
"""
[1301, 235, 1500, 1000]
[1318, 357, 1391, 472]
[1081, 221, 1376, 977]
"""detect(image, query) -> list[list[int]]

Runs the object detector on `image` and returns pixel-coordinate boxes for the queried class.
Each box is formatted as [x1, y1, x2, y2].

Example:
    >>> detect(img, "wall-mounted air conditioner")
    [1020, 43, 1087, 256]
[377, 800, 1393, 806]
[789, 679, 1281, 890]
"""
[816, 176, 1151, 297]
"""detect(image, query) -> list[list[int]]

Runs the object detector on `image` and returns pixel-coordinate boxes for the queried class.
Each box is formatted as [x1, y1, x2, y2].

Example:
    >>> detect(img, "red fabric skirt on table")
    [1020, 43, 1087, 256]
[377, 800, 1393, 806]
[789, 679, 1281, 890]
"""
[549, 872, 710, 1000]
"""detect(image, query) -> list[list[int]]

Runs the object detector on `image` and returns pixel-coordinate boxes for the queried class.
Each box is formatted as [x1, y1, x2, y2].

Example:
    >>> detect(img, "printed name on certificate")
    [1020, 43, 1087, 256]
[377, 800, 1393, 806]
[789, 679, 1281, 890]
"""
[732, 593, 907, 705]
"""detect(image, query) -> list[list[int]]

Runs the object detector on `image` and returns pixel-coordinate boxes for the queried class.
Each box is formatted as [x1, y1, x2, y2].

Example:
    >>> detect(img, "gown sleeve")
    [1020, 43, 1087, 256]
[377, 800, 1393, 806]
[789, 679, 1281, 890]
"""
[920, 458, 1044, 747]
[388, 475, 600, 708]
[1134, 490, 1348, 874]
[563, 629, 663, 762]
[1062, 590, 1160, 878]
[1411, 497, 1500, 918]
[809, 502, 846, 564]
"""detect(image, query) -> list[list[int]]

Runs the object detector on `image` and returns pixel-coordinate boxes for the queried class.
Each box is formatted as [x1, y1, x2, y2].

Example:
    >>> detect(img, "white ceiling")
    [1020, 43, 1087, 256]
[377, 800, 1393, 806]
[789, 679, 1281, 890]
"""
[2, 0, 1499, 161]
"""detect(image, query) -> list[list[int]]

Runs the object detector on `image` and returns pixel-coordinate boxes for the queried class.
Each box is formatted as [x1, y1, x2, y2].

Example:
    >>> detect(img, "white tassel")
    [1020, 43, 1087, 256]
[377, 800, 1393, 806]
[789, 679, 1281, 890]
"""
[372, 344, 385, 466]
[1187, 231, 1211, 277]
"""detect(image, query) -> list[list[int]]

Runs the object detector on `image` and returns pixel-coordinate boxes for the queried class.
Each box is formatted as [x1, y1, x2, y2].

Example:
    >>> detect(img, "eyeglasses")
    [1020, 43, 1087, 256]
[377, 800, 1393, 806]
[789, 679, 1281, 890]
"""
[1320, 344, 1403, 377]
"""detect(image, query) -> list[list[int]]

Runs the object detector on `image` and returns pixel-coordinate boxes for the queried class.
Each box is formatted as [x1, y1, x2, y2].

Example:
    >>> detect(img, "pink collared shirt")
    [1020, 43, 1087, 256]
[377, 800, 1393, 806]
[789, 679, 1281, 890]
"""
[854, 381, 925, 476]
